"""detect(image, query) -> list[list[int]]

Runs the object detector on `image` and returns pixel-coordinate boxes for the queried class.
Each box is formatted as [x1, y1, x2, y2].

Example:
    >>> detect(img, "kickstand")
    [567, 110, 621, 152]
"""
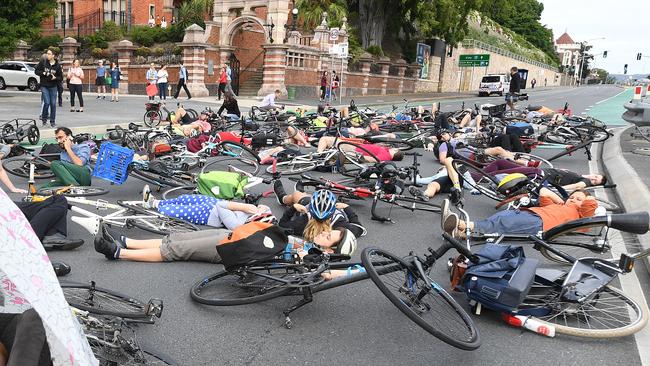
[282, 288, 313, 329]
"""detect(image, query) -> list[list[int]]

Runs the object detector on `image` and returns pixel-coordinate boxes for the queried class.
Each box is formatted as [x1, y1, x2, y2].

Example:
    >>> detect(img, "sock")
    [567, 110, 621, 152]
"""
[114, 246, 121, 259]
[453, 183, 461, 189]
[152, 199, 160, 209]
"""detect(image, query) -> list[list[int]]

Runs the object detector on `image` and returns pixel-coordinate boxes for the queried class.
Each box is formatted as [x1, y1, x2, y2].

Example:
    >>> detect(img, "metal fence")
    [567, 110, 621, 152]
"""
[461, 39, 559, 71]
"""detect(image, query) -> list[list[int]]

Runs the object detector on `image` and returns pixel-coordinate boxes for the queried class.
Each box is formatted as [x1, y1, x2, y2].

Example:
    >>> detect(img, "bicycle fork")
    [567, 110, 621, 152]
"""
[282, 287, 313, 329]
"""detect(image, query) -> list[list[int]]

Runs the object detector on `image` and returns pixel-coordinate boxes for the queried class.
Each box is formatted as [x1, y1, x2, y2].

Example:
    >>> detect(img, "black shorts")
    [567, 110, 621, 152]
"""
[431, 175, 464, 194]
[95, 76, 105, 86]
[298, 197, 311, 206]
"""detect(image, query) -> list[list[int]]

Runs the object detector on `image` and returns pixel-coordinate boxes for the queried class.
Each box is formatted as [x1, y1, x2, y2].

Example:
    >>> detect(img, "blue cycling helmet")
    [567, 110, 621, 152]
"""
[309, 189, 337, 221]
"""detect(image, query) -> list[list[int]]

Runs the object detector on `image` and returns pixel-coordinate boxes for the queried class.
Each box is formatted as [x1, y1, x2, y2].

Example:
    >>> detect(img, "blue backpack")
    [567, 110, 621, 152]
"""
[461, 244, 538, 313]
[506, 121, 534, 137]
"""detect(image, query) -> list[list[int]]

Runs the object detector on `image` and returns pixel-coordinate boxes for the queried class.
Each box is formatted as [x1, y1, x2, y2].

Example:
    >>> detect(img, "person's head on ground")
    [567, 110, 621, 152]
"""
[54, 127, 73, 147]
[312, 228, 358, 255]
[510, 66, 518, 75]
[436, 129, 451, 142]
[309, 189, 337, 221]
[565, 189, 590, 207]
[389, 148, 404, 161]
[303, 218, 331, 242]
[584, 174, 607, 186]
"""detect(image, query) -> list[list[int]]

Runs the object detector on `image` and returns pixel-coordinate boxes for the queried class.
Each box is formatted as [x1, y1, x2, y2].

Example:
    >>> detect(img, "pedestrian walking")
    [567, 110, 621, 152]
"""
[109, 62, 121, 102]
[331, 71, 340, 101]
[35, 49, 63, 128]
[531, 78, 537, 89]
[95, 60, 107, 99]
[161, 16, 167, 29]
[174, 61, 191, 100]
[544, 78, 547, 87]
[225, 63, 235, 95]
[217, 66, 227, 100]
[146, 63, 158, 101]
[67, 59, 84, 112]
[319, 71, 328, 101]
[157, 64, 169, 100]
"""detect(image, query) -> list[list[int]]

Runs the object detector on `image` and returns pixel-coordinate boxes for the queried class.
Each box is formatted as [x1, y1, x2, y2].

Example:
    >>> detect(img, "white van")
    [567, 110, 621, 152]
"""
[478, 74, 508, 97]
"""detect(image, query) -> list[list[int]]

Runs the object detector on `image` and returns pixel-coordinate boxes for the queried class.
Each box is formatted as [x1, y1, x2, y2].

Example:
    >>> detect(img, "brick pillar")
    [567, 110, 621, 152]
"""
[219, 46, 234, 68]
[257, 44, 288, 96]
[181, 24, 210, 97]
[377, 56, 391, 95]
[394, 59, 407, 94]
[409, 62, 422, 80]
[58, 37, 79, 70]
[13, 40, 30, 61]
[115, 40, 136, 94]
[359, 53, 373, 96]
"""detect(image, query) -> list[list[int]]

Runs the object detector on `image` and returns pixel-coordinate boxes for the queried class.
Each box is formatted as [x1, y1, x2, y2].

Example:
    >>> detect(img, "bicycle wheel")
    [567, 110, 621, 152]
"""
[366, 137, 414, 151]
[36, 186, 109, 197]
[201, 156, 260, 176]
[186, 108, 198, 120]
[62, 282, 149, 318]
[219, 141, 260, 163]
[451, 159, 504, 201]
[2, 155, 54, 179]
[129, 167, 191, 188]
[266, 160, 316, 175]
[161, 186, 196, 200]
[156, 154, 201, 171]
[337, 141, 380, 177]
[540, 223, 614, 264]
[117, 201, 199, 235]
[575, 125, 610, 143]
[90, 342, 178, 365]
[361, 248, 480, 350]
[190, 267, 295, 306]
[144, 110, 163, 127]
[521, 284, 648, 338]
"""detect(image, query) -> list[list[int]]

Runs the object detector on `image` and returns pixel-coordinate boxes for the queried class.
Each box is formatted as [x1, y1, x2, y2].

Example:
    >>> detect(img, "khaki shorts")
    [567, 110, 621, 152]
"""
[160, 229, 229, 263]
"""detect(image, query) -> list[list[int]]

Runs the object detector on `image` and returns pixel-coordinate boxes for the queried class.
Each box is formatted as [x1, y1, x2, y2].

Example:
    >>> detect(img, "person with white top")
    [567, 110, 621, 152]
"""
[157, 64, 169, 100]
[161, 16, 167, 29]
[259, 89, 282, 112]
[173, 61, 191, 100]
[66, 59, 84, 112]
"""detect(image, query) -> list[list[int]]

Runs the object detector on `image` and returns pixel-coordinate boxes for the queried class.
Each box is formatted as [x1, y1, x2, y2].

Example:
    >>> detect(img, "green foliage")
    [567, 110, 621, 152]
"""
[80, 33, 108, 51]
[0, 0, 57, 59]
[295, 0, 348, 29]
[365, 45, 383, 57]
[98, 21, 122, 42]
[130, 26, 156, 47]
[91, 48, 105, 58]
[177, 0, 213, 30]
[31, 34, 62, 53]
[134, 46, 151, 57]
[153, 47, 165, 57]
[173, 46, 183, 56]
[167, 25, 185, 43]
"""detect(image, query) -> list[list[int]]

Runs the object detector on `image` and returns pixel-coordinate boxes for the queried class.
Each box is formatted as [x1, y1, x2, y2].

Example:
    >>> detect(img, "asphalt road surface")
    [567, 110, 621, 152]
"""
[2, 85, 647, 366]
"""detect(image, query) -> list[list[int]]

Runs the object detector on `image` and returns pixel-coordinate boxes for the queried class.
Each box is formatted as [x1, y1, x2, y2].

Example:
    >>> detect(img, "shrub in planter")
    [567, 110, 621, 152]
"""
[135, 46, 151, 57]
[32, 35, 62, 53]
[153, 47, 165, 57]
[99, 21, 122, 42]
[172, 46, 183, 56]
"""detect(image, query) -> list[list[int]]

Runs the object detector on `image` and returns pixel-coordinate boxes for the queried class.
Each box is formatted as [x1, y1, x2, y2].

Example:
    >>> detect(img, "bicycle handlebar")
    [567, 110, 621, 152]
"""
[441, 232, 479, 263]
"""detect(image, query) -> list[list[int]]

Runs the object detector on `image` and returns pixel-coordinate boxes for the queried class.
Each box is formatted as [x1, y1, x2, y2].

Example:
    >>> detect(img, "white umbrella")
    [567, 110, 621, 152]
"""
[0, 189, 97, 365]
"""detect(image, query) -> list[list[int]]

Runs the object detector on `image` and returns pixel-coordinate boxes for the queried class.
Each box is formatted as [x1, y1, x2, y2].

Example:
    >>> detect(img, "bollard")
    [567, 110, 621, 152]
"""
[633, 86, 643, 100]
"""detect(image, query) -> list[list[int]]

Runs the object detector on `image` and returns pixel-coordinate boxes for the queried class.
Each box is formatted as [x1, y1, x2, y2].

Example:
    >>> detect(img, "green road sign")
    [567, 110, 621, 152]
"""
[459, 54, 490, 67]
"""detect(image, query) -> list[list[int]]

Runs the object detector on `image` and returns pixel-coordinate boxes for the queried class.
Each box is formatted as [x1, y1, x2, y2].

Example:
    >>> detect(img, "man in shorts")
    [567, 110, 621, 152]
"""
[408, 157, 463, 204]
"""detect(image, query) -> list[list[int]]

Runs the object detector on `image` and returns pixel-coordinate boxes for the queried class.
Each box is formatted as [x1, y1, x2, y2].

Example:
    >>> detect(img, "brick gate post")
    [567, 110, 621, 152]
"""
[257, 44, 288, 96]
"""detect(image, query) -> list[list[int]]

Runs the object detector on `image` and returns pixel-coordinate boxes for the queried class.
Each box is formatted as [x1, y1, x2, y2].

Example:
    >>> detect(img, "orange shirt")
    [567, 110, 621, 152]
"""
[528, 196, 597, 231]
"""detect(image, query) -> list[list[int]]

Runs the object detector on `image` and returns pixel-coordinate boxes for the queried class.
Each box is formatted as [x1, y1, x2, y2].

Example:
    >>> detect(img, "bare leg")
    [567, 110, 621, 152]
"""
[423, 182, 441, 198]
[282, 191, 308, 205]
[287, 126, 309, 147]
[119, 248, 164, 262]
[459, 113, 471, 128]
[317, 136, 336, 153]
[124, 238, 162, 249]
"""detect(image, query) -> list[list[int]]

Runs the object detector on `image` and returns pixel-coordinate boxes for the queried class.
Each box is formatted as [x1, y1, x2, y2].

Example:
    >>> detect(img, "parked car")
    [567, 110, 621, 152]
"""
[0, 61, 40, 91]
[478, 74, 508, 97]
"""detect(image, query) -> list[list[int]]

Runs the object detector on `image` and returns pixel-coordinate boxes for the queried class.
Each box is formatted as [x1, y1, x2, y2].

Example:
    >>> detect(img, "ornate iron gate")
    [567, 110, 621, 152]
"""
[228, 53, 240, 96]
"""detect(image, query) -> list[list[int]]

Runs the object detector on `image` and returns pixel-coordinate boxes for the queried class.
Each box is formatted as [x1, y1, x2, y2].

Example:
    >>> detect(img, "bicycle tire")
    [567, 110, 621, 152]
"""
[186, 108, 198, 120]
[36, 186, 109, 197]
[540, 222, 614, 264]
[2, 155, 54, 179]
[201, 156, 260, 176]
[521, 284, 648, 338]
[144, 110, 163, 127]
[161, 186, 196, 200]
[575, 125, 610, 143]
[219, 141, 260, 163]
[451, 159, 504, 201]
[156, 154, 201, 171]
[266, 160, 316, 175]
[62, 282, 149, 318]
[129, 167, 191, 188]
[190, 267, 294, 306]
[361, 247, 480, 350]
[366, 137, 415, 151]
[90, 341, 178, 365]
[117, 201, 199, 235]
[337, 141, 380, 178]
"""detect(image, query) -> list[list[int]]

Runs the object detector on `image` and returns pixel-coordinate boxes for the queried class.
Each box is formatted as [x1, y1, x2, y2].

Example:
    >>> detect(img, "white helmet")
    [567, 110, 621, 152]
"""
[335, 229, 358, 255]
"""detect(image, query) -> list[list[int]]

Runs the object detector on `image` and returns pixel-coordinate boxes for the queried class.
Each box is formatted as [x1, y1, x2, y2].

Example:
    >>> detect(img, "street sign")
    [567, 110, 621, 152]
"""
[329, 44, 339, 56]
[329, 28, 340, 41]
[459, 54, 490, 67]
[338, 42, 349, 58]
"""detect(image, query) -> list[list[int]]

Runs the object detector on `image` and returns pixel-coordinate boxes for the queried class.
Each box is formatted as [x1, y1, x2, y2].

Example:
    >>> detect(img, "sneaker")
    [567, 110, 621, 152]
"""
[142, 185, 156, 209]
[42, 120, 47, 126]
[94, 235, 119, 260]
[440, 199, 450, 231]
[294, 180, 305, 193]
[450, 187, 463, 205]
[274, 180, 287, 205]
[50, 123, 57, 128]
[408, 186, 429, 202]
[443, 212, 459, 238]
[96, 96, 101, 99]
[101, 224, 127, 249]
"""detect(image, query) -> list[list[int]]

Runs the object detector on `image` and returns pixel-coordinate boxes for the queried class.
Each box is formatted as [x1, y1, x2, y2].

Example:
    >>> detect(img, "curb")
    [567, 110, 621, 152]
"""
[601, 126, 650, 269]
[38, 124, 120, 140]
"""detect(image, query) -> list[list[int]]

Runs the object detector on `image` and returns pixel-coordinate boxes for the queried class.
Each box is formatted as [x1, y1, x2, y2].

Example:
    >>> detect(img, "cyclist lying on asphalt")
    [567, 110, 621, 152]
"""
[408, 157, 465, 203]
[42, 127, 92, 188]
[14, 195, 84, 250]
[440, 188, 597, 238]
[316, 136, 404, 162]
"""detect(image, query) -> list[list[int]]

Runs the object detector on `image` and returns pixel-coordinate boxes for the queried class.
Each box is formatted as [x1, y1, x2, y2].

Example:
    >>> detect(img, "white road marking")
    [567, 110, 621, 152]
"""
[595, 89, 628, 104]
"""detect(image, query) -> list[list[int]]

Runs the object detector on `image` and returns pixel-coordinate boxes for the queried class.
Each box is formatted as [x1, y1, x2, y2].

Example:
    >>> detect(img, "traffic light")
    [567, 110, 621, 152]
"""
[603, 51, 607, 58]
[624, 64, 628, 74]
[638, 53, 643, 60]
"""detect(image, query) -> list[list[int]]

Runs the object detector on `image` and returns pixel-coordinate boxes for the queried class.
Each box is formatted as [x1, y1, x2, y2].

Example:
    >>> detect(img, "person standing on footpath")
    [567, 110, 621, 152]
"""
[331, 71, 340, 101]
[109, 62, 121, 102]
[174, 61, 191, 100]
[146, 63, 158, 101]
[157, 64, 169, 100]
[225, 63, 235, 95]
[67, 59, 84, 112]
[506, 66, 521, 110]
[95, 60, 107, 99]
[531, 78, 537, 89]
[35, 49, 63, 128]
[319, 71, 328, 102]
[217, 66, 227, 100]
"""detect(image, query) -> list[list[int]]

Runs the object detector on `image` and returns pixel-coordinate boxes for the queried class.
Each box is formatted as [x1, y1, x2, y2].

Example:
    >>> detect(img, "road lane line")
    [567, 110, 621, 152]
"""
[595, 88, 628, 104]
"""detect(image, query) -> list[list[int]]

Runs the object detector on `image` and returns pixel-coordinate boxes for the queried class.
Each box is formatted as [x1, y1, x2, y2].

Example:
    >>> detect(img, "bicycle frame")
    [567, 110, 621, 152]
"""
[68, 198, 166, 235]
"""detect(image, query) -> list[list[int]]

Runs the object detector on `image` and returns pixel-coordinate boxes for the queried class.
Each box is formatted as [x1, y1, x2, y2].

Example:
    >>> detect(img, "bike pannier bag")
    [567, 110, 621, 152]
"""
[216, 222, 288, 269]
[251, 133, 278, 149]
[462, 244, 538, 313]
[197, 171, 248, 199]
[39, 143, 63, 162]
[506, 122, 534, 137]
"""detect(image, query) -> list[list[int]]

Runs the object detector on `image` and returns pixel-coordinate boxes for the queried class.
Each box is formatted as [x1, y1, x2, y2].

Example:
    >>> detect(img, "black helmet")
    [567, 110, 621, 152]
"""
[436, 128, 451, 139]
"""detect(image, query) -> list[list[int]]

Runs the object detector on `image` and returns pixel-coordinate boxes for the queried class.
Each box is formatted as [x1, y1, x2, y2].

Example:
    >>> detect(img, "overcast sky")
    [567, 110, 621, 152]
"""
[540, 0, 649, 75]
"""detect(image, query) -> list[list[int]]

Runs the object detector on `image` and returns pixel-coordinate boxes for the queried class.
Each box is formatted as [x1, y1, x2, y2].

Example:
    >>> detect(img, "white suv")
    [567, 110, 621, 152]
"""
[0, 61, 40, 91]
[478, 74, 508, 97]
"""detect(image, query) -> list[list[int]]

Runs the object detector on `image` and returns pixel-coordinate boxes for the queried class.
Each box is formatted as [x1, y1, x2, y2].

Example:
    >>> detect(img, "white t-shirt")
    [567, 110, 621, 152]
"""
[157, 70, 168, 84]
[261, 93, 276, 107]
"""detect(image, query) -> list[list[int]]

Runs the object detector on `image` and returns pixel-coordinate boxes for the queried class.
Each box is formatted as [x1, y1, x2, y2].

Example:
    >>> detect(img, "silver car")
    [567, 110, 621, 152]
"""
[0, 61, 40, 91]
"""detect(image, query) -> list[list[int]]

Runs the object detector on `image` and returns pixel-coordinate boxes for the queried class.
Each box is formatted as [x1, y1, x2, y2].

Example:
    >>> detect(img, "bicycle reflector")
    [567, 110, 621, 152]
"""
[618, 254, 635, 273]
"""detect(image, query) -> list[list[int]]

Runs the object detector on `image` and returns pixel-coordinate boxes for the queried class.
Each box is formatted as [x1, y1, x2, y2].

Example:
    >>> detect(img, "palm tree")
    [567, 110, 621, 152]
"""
[178, 0, 214, 29]
[295, 0, 347, 30]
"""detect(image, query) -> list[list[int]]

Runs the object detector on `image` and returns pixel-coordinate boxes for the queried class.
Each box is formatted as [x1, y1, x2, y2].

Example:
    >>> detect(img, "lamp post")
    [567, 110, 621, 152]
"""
[263, 18, 275, 43]
[577, 37, 605, 86]
[291, 8, 298, 31]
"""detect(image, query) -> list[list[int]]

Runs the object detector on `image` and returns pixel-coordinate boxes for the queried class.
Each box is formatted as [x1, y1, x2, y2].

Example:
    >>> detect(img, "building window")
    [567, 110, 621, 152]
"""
[149, 5, 155, 20]
[68, 1, 73, 27]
